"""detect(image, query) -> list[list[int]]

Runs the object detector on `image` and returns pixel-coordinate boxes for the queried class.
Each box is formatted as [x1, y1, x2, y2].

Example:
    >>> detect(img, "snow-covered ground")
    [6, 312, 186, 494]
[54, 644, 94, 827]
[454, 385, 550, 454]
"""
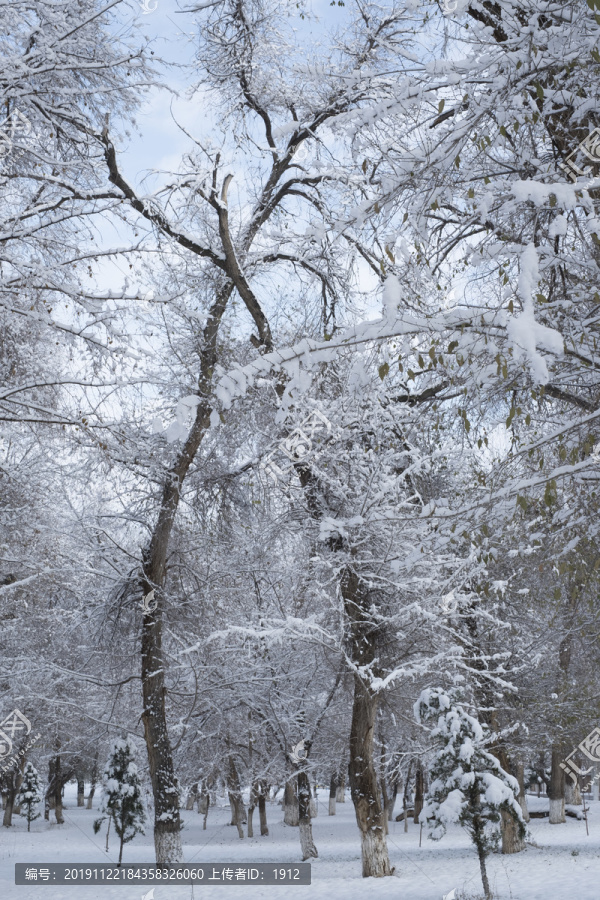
[1, 787, 598, 900]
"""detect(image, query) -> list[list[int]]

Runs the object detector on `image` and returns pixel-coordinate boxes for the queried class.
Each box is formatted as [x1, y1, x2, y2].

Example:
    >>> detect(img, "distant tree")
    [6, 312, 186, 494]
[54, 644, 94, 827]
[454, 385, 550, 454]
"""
[93, 738, 146, 866]
[416, 688, 525, 900]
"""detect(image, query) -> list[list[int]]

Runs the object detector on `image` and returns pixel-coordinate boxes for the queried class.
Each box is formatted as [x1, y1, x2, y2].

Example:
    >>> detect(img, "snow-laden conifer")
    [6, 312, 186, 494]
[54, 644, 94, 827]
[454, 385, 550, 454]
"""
[16, 762, 42, 832]
[416, 688, 525, 899]
[93, 738, 146, 866]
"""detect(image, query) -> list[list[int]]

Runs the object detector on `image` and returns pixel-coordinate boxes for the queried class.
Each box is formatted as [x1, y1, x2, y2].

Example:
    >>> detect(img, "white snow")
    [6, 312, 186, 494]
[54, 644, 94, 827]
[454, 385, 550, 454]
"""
[2, 784, 599, 900]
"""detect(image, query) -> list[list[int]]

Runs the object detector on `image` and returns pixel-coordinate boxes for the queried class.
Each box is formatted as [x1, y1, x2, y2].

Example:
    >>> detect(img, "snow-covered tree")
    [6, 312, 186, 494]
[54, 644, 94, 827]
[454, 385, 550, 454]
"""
[93, 738, 146, 866]
[16, 762, 42, 832]
[416, 688, 525, 900]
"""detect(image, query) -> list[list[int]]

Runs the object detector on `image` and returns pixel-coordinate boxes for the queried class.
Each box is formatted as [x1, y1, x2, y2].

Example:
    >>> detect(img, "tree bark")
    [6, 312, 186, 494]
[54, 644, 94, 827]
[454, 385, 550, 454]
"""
[342, 562, 392, 877]
[413, 763, 423, 824]
[77, 777, 85, 807]
[186, 782, 199, 811]
[565, 780, 582, 806]
[87, 751, 98, 810]
[247, 781, 257, 838]
[226, 754, 246, 839]
[501, 808, 524, 854]
[348, 674, 392, 876]
[476, 838, 492, 900]
[380, 777, 389, 835]
[139, 282, 232, 865]
[388, 779, 397, 822]
[258, 782, 269, 835]
[298, 771, 318, 860]
[335, 770, 346, 802]
[283, 779, 299, 826]
[549, 745, 566, 824]
[2, 782, 16, 827]
[516, 762, 529, 823]
[328, 773, 337, 815]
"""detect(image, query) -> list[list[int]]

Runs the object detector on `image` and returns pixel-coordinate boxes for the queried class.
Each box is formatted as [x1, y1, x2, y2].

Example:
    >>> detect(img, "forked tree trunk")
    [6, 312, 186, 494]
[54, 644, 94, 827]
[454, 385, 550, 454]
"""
[298, 771, 318, 860]
[549, 746, 566, 824]
[328, 773, 337, 815]
[283, 779, 299, 826]
[137, 282, 231, 865]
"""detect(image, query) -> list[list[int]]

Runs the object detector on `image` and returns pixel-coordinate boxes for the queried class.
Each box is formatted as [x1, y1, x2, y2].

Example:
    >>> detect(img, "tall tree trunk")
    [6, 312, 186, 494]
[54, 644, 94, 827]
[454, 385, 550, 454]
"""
[298, 770, 318, 860]
[283, 778, 299, 826]
[549, 745, 566, 824]
[342, 562, 392, 877]
[413, 763, 423, 824]
[348, 674, 392, 876]
[335, 769, 346, 802]
[328, 773, 337, 815]
[139, 283, 231, 865]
